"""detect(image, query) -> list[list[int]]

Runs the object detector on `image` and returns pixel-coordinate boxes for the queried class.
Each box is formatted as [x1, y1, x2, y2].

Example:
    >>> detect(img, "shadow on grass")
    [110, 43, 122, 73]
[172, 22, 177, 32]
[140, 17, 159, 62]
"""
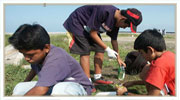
[90, 68, 118, 79]
[90, 70, 95, 75]
[128, 89, 140, 94]
[101, 74, 117, 79]
[95, 84, 115, 92]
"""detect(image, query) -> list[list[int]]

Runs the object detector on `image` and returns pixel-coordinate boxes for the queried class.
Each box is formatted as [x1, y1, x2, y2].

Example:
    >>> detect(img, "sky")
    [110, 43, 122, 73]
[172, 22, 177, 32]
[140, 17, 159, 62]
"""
[5, 4, 175, 33]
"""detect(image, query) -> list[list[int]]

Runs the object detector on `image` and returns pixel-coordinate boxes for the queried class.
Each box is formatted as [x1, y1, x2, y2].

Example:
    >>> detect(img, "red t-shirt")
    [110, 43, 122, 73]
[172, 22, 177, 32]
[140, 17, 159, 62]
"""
[145, 51, 175, 96]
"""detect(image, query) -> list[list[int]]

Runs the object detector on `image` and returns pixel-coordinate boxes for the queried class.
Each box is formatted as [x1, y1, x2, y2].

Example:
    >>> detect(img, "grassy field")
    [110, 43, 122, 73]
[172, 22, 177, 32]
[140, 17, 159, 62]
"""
[4, 33, 176, 96]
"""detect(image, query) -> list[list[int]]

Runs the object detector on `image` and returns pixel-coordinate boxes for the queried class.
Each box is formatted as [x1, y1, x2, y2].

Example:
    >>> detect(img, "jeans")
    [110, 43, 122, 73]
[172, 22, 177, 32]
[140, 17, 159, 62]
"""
[12, 81, 87, 96]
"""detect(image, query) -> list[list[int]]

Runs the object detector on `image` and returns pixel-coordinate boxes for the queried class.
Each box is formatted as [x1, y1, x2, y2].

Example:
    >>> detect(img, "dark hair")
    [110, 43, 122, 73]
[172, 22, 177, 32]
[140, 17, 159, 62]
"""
[125, 51, 147, 75]
[134, 29, 166, 52]
[9, 24, 50, 50]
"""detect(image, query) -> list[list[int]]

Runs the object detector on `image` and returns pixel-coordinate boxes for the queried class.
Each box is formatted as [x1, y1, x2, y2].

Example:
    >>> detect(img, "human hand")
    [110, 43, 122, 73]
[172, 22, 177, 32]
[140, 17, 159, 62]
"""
[116, 85, 128, 95]
[105, 47, 118, 59]
[117, 57, 126, 67]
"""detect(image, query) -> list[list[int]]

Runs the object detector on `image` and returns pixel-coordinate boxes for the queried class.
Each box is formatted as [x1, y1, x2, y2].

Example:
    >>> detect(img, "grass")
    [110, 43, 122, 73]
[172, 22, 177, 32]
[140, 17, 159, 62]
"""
[5, 34, 11, 46]
[5, 59, 38, 96]
[4, 33, 175, 96]
[5, 64, 29, 96]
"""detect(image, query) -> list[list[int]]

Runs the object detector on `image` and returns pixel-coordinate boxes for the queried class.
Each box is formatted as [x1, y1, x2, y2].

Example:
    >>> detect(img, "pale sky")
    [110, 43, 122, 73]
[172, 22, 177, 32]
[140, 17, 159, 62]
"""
[5, 4, 175, 33]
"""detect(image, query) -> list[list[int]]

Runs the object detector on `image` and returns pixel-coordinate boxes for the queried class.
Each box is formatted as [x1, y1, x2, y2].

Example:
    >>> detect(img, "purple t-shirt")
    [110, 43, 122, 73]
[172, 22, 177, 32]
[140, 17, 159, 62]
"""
[31, 45, 93, 95]
[63, 5, 119, 40]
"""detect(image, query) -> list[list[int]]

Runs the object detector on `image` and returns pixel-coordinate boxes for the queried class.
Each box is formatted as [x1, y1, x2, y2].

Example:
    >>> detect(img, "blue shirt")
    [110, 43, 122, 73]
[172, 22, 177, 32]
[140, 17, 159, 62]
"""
[31, 45, 93, 95]
[63, 5, 119, 40]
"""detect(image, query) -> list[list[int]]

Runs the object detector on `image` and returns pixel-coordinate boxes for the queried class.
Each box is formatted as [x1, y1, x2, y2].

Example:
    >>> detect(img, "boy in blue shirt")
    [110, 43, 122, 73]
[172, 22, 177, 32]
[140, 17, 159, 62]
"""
[9, 24, 93, 96]
[64, 5, 142, 84]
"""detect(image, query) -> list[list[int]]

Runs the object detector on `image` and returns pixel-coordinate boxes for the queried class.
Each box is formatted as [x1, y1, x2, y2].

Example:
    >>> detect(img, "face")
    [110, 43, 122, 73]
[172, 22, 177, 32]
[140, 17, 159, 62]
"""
[19, 44, 50, 64]
[116, 19, 130, 28]
[138, 48, 155, 62]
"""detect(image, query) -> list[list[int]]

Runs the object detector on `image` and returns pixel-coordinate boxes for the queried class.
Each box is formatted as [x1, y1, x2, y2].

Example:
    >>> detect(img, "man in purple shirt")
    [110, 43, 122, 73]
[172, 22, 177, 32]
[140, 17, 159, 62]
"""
[63, 5, 142, 85]
[9, 24, 93, 96]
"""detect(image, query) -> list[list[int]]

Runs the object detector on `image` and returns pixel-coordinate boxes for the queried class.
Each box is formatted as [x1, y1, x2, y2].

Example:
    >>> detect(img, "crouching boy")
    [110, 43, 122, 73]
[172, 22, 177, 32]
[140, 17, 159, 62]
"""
[122, 51, 170, 96]
[116, 29, 175, 96]
[9, 24, 93, 96]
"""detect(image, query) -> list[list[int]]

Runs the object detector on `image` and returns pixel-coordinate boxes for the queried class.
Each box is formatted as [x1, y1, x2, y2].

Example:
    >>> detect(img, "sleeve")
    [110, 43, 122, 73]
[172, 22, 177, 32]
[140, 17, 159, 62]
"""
[145, 65, 167, 90]
[35, 54, 71, 87]
[106, 27, 119, 40]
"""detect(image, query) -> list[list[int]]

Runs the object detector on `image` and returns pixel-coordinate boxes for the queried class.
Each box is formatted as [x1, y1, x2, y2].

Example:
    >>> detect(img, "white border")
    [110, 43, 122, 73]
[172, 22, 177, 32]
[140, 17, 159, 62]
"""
[0, 0, 179, 4]
[176, 1, 179, 100]
[1, 0, 179, 100]
[0, 0, 4, 100]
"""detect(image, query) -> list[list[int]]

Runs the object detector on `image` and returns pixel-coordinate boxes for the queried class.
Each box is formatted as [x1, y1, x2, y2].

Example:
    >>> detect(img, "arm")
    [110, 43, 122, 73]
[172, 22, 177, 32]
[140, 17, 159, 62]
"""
[117, 82, 161, 96]
[24, 69, 36, 82]
[116, 85, 143, 96]
[111, 40, 126, 66]
[116, 85, 146, 96]
[90, 30, 107, 49]
[90, 30, 119, 59]
[24, 86, 49, 96]
[123, 80, 145, 87]
[146, 82, 161, 95]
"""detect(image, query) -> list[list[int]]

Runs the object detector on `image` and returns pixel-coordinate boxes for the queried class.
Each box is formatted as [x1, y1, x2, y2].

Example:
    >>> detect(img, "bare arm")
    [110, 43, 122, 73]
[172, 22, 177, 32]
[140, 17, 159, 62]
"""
[111, 40, 126, 66]
[90, 30, 107, 49]
[24, 69, 36, 82]
[146, 83, 161, 95]
[123, 80, 145, 87]
[24, 70, 49, 96]
[25, 86, 49, 96]
[116, 85, 144, 96]
[90, 30, 122, 59]
[117, 82, 161, 96]
[111, 40, 118, 52]
[128, 83, 161, 96]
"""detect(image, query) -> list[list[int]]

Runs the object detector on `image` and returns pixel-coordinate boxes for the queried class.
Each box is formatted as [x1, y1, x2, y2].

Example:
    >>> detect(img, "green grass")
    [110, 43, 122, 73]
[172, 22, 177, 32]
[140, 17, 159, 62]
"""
[5, 64, 30, 96]
[5, 34, 11, 46]
[163, 34, 176, 39]
[4, 33, 175, 96]
[5, 59, 38, 96]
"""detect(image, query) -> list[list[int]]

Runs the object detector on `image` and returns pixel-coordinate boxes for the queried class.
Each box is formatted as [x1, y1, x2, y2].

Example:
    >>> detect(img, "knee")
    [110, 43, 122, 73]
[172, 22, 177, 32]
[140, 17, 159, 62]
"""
[12, 82, 25, 95]
[94, 52, 104, 60]
[12, 81, 36, 96]
[51, 82, 71, 96]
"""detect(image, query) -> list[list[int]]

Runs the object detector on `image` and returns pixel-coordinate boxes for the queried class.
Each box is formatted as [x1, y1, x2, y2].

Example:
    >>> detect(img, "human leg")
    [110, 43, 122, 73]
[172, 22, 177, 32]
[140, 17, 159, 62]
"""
[87, 33, 113, 84]
[66, 32, 91, 79]
[93, 52, 113, 84]
[94, 52, 104, 76]
[80, 54, 90, 78]
[12, 81, 37, 96]
[51, 82, 87, 96]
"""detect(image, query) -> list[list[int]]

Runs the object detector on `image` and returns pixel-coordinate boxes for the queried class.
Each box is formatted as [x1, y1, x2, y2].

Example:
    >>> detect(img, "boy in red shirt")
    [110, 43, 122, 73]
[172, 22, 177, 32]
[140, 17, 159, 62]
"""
[117, 29, 175, 96]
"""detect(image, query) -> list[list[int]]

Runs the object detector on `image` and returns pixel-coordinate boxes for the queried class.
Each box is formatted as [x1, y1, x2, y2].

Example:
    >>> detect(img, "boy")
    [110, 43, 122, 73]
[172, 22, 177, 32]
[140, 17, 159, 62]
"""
[63, 5, 142, 84]
[122, 51, 169, 96]
[9, 24, 93, 96]
[124, 51, 148, 76]
[116, 29, 175, 96]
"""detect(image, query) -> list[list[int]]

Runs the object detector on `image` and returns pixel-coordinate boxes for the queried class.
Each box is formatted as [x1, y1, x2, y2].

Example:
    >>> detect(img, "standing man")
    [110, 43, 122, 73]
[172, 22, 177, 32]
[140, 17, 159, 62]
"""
[63, 5, 142, 84]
